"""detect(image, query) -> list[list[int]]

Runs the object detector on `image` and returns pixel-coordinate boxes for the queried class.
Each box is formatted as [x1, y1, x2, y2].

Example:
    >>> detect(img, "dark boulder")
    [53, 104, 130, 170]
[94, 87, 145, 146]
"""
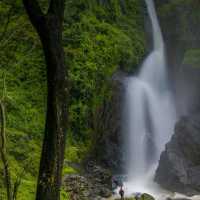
[166, 198, 191, 200]
[155, 115, 200, 195]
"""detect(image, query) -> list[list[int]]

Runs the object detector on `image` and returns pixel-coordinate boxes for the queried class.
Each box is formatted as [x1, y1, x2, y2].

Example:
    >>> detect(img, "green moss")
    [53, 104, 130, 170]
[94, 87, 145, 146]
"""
[63, 166, 78, 175]
[141, 193, 155, 200]
[61, 189, 70, 200]
[183, 48, 200, 67]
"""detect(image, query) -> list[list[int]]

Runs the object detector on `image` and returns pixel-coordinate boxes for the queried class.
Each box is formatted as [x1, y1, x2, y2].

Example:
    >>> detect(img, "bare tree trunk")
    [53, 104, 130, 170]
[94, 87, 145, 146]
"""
[0, 75, 12, 200]
[23, 1, 68, 200]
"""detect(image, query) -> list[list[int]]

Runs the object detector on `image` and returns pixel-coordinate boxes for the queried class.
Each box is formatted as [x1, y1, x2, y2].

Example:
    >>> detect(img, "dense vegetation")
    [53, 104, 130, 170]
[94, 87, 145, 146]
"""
[1, 0, 200, 199]
[65, 0, 145, 142]
[0, 0, 145, 199]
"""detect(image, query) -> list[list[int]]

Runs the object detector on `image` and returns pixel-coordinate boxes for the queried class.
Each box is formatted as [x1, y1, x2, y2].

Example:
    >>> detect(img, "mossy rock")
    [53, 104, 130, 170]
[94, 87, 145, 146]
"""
[141, 193, 155, 200]
[114, 198, 135, 200]
[114, 193, 155, 200]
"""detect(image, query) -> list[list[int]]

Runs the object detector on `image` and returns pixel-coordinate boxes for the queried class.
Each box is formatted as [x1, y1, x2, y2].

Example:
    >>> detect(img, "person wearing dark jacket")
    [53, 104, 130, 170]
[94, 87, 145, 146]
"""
[119, 186, 124, 200]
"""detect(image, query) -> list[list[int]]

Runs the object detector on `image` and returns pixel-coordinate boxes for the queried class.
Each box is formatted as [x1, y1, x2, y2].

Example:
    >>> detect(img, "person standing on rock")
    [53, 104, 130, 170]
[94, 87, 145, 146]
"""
[119, 185, 124, 200]
[135, 192, 142, 200]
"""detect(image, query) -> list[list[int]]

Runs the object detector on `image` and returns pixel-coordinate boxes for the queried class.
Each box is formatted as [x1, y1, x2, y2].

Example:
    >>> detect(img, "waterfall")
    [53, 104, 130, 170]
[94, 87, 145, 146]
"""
[123, 0, 176, 196]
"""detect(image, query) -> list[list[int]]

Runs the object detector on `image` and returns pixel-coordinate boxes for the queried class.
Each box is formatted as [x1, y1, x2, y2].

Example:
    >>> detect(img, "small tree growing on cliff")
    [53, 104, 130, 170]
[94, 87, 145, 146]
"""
[0, 73, 12, 200]
[0, 73, 28, 200]
[23, 0, 68, 200]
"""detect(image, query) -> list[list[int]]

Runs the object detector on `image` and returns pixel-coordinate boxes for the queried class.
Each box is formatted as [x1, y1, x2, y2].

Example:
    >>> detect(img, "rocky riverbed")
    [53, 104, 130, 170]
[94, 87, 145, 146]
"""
[62, 161, 200, 200]
[63, 163, 113, 200]
[62, 161, 158, 200]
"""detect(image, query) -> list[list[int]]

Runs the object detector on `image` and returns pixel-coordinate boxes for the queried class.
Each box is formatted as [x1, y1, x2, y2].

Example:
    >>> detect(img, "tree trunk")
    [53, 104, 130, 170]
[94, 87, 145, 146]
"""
[0, 93, 12, 200]
[36, 19, 68, 200]
[23, 1, 68, 200]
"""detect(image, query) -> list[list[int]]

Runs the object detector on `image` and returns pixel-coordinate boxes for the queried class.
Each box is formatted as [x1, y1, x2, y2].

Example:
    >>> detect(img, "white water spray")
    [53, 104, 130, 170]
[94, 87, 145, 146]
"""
[123, 0, 176, 197]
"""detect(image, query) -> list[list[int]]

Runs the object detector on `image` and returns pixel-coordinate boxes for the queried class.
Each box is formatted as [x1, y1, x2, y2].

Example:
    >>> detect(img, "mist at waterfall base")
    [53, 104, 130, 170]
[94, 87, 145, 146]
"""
[122, 0, 176, 198]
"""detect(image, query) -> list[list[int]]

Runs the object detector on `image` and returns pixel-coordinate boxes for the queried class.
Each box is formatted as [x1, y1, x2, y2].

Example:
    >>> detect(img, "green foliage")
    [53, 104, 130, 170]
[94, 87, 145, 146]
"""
[0, 128, 40, 200]
[0, 0, 46, 138]
[60, 189, 70, 200]
[0, 0, 145, 198]
[65, 0, 145, 141]
[0, 2, 44, 197]
[65, 142, 90, 164]
[14, 176, 36, 200]
[183, 48, 200, 67]
[63, 166, 78, 175]
[7, 129, 41, 174]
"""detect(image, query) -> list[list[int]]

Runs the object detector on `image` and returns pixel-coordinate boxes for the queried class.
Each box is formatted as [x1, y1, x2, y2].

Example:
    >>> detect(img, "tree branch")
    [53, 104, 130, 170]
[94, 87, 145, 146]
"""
[23, 0, 45, 31]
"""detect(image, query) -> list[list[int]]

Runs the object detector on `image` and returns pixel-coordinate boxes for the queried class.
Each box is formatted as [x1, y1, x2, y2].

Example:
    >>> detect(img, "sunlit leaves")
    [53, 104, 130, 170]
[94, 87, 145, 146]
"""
[63, 1, 145, 141]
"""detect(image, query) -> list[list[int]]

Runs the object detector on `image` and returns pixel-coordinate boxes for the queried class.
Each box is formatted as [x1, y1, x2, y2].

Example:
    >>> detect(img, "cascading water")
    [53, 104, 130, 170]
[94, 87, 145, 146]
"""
[123, 0, 176, 197]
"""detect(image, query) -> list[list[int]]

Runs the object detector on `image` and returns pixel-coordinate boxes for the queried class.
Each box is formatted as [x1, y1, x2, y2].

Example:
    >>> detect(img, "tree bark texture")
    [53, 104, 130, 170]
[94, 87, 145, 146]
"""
[23, 1, 68, 199]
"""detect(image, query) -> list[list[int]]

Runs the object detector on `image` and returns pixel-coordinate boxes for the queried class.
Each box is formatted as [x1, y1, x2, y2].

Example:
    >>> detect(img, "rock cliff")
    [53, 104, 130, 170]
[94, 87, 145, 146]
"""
[156, 0, 200, 114]
[155, 1, 200, 195]
[91, 71, 126, 173]
[155, 115, 200, 195]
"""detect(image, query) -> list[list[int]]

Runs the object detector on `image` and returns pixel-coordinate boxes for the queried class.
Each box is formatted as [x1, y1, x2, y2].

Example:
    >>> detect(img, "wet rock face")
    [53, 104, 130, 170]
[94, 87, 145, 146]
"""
[113, 193, 155, 200]
[92, 71, 127, 172]
[155, 115, 200, 196]
[154, 2, 200, 194]
[155, 0, 200, 114]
